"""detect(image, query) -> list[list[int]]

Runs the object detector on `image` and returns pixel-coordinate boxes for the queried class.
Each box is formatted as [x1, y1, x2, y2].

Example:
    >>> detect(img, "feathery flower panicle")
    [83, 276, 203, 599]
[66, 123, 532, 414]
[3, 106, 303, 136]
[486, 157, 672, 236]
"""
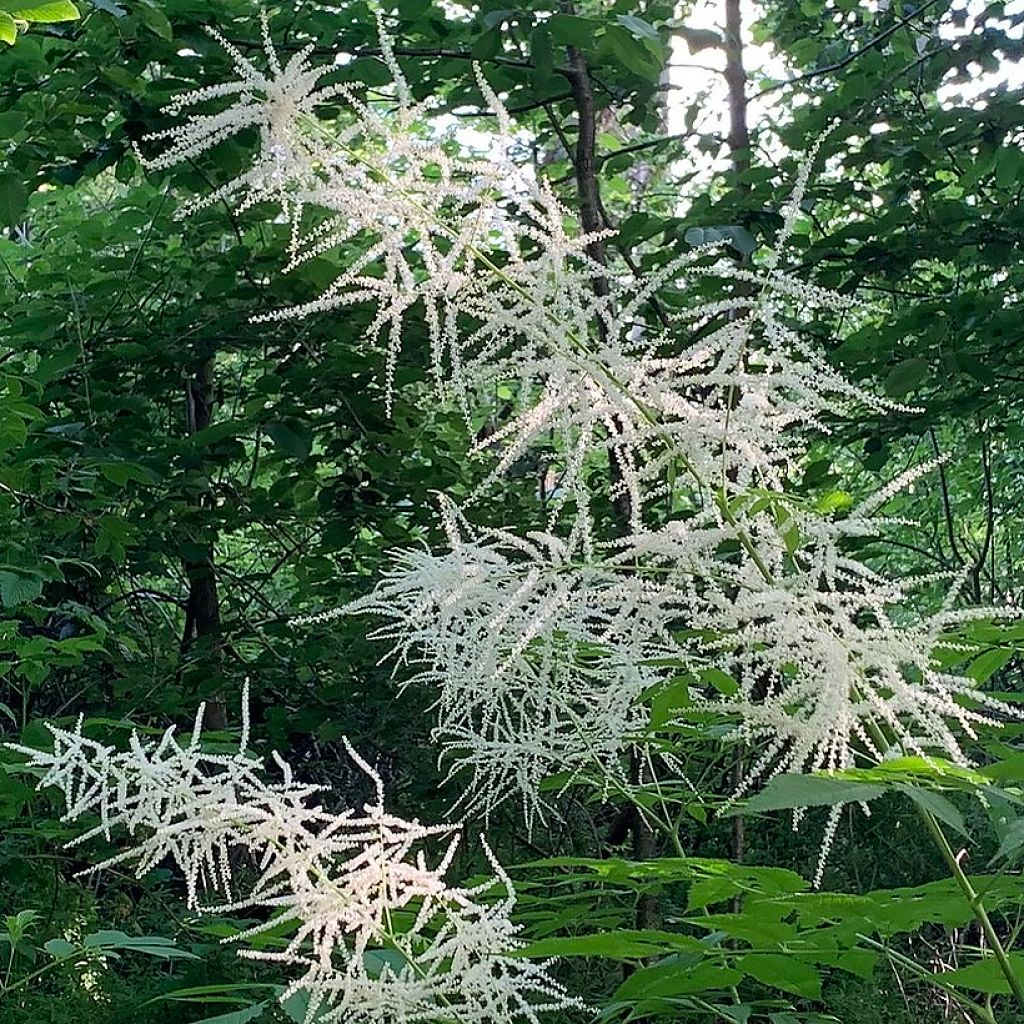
[7, 692, 579, 1024]
[137, 15, 340, 217]
[700, 568, 1017, 793]
[139, 12, 510, 411]
[5, 682, 321, 906]
[138, 11, 899, 513]
[342, 497, 680, 824]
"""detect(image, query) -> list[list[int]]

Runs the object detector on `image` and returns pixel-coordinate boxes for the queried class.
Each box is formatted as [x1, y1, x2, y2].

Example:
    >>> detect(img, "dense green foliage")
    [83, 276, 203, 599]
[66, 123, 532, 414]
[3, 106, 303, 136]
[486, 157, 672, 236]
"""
[2, 0, 1024, 1022]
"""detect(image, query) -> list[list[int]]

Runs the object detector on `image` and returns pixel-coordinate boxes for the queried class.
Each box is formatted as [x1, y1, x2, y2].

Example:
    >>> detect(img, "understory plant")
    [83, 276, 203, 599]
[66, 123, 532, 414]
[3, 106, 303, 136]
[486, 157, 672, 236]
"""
[7, 9, 1024, 1024]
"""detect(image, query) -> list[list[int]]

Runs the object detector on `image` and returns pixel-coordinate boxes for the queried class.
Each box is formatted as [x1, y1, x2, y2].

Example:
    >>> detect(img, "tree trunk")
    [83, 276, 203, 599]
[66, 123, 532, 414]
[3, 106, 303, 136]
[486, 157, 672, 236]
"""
[724, 0, 750, 872]
[181, 354, 227, 731]
[562, 10, 658, 931]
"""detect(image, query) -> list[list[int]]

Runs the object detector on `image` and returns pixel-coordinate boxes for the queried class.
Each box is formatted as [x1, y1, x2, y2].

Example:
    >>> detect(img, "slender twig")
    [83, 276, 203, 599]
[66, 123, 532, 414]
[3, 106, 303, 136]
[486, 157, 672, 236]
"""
[930, 428, 964, 566]
[857, 933, 997, 1024]
[756, 0, 944, 97]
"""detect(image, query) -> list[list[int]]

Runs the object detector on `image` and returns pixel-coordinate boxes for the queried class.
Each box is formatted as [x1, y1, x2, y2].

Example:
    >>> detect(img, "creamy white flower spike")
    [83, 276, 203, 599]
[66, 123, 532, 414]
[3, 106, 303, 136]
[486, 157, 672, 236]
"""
[6, 692, 580, 1024]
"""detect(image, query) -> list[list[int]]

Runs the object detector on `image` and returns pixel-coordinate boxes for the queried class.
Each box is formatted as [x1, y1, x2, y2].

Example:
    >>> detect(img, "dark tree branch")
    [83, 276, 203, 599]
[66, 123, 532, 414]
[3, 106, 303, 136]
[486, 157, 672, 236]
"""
[755, 0, 943, 97]
[563, 45, 609, 295]
[930, 427, 964, 567]
[724, 0, 751, 181]
[973, 420, 995, 603]
[556, 4, 658, 934]
[228, 37, 546, 74]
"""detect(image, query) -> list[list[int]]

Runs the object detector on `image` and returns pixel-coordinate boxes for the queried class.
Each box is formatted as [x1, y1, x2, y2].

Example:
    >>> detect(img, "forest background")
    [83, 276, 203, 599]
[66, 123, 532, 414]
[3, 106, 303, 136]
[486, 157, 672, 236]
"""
[2, 0, 1024, 1022]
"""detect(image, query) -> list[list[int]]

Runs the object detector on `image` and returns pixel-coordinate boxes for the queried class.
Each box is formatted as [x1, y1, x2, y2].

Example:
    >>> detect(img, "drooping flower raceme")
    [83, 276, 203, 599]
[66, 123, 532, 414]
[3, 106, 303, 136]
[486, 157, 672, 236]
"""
[7, 690, 579, 1024]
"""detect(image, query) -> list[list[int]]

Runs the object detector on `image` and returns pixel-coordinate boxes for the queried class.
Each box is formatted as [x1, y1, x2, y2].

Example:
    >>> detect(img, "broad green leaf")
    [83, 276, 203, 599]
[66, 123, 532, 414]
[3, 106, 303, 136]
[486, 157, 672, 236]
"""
[137, 1, 171, 39]
[884, 357, 928, 397]
[602, 24, 662, 79]
[519, 930, 703, 960]
[265, 421, 312, 459]
[739, 953, 822, 999]
[191, 419, 246, 446]
[546, 13, 600, 46]
[1, 0, 77, 21]
[363, 948, 409, 977]
[725, 774, 885, 815]
[940, 954, 1024, 995]
[188, 1006, 269, 1024]
[838, 756, 991, 789]
[993, 817, 1024, 862]
[615, 960, 744, 1000]
[43, 938, 76, 957]
[615, 14, 659, 42]
[895, 784, 968, 838]
[966, 646, 1015, 683]
[146, 983, 281, 1006]
[479, 8, 512, 28]
[995, 146, 1024, 189]
[686, 876, 738, 911]
[676, 25, 722, 51]
[0, 173, 27, 224]
[0, 10, 15, 43]
[0, 570, 43, 608]
[688, 910, 797, 945]
[701, 667, 738, 695]
[83, 930, 199, 959]
[529, 24, 555, 85]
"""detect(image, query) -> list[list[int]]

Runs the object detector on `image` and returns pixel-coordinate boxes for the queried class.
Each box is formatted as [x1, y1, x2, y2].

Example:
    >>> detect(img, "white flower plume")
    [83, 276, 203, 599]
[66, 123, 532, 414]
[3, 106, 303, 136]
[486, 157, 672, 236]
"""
[702, 573, 1014, 792]
[336, 497, 680, 825]
[6, 689, 580, 1024]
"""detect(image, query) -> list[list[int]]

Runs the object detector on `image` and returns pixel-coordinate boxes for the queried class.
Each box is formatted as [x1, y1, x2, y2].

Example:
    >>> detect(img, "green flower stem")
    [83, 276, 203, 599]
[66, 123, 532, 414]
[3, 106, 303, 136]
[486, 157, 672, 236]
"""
[919, 807, 1024, 1013]
[0, 948, 99, 1000]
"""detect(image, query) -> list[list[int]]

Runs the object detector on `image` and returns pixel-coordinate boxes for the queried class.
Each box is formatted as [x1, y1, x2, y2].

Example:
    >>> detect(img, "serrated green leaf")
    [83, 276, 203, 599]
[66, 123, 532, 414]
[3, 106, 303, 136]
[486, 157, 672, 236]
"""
[43, 938, 76, 957]
[0, 571, 42, 608]
[615, 960, 744, 1000]
[1, 0, 78, 22]
[896, 785, 968, 838]
[726, 774, 885, 815]
[940, 953, 1024, 994]
[519, 929, 702, 960]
